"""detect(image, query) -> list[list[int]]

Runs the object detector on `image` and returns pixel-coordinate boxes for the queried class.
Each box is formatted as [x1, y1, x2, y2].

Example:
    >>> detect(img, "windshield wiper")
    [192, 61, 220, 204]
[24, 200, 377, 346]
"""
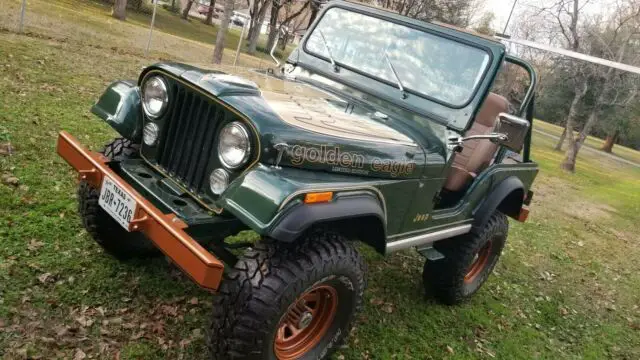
[318, 30, 339, 72]
[384, 52, 407, 99]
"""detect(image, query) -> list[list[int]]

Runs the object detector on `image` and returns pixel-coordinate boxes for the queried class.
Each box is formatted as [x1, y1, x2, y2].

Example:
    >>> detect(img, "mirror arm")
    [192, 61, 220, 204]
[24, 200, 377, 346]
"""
[447, 133, 509, 151]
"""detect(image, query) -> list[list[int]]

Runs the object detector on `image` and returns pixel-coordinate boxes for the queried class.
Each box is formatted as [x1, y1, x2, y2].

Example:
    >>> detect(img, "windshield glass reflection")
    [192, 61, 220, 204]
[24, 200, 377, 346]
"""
[306, 7, 490, 106]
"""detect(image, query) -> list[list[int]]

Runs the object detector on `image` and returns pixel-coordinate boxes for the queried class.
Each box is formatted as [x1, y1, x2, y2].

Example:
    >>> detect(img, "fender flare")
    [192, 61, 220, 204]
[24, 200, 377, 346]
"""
[267, 193, 387, 254]
[473, 176, 525, 228]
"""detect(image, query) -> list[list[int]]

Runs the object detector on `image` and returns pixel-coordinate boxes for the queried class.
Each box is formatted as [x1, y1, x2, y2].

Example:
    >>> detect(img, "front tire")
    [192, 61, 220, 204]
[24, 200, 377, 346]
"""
[423, 212, 508, 305]
[208, 231, 366, 360]
[77, 138, 159, 259]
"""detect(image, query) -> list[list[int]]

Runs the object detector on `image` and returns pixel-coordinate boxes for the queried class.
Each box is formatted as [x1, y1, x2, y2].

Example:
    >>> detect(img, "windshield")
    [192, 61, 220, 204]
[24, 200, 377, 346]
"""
[305, 7, 491, 107]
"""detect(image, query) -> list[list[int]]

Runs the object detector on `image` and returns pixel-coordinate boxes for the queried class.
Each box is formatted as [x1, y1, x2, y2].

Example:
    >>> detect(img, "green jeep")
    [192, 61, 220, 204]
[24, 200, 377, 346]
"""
[57, 2, 538, 359]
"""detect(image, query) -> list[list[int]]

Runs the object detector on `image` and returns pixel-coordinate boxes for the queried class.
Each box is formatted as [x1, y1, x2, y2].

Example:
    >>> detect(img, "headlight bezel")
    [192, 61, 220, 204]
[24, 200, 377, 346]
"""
[141, 75, 169, 119]
[217, 121, 251, 170]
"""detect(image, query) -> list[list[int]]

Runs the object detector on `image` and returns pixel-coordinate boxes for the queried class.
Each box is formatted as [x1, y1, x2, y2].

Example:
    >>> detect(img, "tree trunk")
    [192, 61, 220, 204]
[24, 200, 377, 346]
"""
[212, 0, 234, 64]
[246, 0, 261, 40]
[280, 31, 289, 50]
[561, 110, 599, 172]
[204, 0, 216, 25]
[265, 5, 280, 54]
[182, 0, 194, 20]
[171, 0, 177, 12]
[559, 81, 589, 171]
[247, 6, 267, 55]
[601, 130, 618, 153]
[112, 0, 128, 21]
[308, 4, 318, 27]
[561, 141, 580, 172]
[554, 127, 567, 151]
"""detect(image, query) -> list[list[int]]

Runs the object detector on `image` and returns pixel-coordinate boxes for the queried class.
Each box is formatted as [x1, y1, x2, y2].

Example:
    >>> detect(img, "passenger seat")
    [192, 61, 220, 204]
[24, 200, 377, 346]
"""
[443, 93, 509, 192]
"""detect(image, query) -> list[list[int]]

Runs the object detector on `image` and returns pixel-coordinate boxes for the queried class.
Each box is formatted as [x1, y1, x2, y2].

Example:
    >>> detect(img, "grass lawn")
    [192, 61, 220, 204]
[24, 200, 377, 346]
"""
[533, 120, 640, 165]
[1, 0, 640, 358]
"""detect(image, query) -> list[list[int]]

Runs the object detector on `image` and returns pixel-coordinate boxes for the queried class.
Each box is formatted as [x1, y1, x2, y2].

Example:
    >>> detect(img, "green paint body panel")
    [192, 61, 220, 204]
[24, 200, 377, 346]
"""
[91, 80, 142, 141]
[88, 1, 540, 246]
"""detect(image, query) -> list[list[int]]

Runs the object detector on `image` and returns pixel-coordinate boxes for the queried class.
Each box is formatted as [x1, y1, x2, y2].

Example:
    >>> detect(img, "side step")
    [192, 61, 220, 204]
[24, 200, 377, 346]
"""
[417, 246, 445, 261]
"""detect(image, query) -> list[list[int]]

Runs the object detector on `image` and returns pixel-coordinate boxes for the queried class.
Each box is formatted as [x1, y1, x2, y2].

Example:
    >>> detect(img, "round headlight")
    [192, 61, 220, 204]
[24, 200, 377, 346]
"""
[218, 122, 250, 169]
[142, 76, 168, 118]
[143, 122, 160, 146]
[209, 168, 229, 195]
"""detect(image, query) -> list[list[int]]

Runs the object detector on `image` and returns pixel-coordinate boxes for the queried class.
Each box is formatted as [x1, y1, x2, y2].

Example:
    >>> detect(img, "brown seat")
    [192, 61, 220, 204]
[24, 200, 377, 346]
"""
[444, 93, 509, 192]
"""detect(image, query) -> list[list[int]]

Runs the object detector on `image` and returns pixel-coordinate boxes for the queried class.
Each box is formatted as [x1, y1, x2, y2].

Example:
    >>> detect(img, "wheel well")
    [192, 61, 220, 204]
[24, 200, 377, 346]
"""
[497, 188, 524, 220]
[308, 216, 386, 255]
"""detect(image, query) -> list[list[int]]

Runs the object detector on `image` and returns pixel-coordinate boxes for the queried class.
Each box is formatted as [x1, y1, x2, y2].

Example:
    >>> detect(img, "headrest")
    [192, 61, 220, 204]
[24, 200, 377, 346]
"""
[475, 93, 509, 127]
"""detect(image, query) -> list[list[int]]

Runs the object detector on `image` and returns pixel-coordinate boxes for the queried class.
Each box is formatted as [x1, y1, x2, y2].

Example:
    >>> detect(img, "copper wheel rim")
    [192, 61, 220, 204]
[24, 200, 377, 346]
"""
[464, 241, 492, 284]
[274, 285, 338, 360]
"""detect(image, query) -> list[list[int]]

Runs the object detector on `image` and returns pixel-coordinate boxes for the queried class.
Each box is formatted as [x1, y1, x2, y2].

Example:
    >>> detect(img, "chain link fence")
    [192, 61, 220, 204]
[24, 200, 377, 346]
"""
[6, 0, 281, 72]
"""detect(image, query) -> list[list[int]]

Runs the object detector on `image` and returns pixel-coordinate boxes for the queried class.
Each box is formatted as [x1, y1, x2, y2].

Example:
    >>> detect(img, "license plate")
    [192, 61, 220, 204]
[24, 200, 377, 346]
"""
[98, 177, 137, 231]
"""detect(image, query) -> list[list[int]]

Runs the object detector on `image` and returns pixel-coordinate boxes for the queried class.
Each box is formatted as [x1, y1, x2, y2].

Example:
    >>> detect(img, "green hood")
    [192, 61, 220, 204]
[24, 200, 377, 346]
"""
[140, 63, 448, 179]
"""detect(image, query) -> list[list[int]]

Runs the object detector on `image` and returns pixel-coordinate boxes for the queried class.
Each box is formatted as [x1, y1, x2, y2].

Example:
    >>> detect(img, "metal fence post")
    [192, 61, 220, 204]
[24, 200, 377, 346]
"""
[233, 20, 249, 67]
[18, 0, 27, 33]
[145, 0, 159, 57]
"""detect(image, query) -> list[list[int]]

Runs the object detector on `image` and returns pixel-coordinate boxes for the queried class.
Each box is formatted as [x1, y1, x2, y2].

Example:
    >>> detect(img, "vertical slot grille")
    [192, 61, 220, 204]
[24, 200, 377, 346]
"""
[155, 86, 222, 192]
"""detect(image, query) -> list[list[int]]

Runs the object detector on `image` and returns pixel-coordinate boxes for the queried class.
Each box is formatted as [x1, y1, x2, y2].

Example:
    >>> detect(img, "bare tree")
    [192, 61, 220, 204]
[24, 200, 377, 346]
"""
[182, 0, 195, 19]
[246, 0, 272, 55]
[265, 0, 310, 52]
[371, 0, 482, 26]
[213, 0, 235, 63]
[204, 0, 217, 25]
[112, 0, 128, 20]
[560, 1, 640, 171]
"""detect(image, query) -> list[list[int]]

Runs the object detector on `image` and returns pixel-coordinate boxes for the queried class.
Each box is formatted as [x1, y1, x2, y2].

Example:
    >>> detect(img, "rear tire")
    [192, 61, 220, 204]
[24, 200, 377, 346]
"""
[208, 231, 366, 360]
[423, 212, 508, 305]
[77, 138, 159, 259]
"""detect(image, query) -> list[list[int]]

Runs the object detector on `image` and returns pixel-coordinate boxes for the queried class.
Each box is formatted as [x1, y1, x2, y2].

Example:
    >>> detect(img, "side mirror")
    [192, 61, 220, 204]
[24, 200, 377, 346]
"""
[493, 113, 530, 152]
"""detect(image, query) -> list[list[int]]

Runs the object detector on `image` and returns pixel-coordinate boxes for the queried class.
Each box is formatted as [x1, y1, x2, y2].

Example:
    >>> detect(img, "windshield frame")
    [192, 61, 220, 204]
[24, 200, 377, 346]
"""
[301, 4, 494, 110]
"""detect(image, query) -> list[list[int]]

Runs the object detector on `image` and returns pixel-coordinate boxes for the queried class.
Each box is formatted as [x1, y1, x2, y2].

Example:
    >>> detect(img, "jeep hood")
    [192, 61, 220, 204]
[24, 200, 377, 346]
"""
[142, 63, 446, 179]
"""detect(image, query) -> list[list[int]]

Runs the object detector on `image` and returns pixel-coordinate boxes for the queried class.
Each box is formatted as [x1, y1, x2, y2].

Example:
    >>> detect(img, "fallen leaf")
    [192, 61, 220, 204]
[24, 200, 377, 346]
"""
[75, 316, 94, 327]
[151, 321, 165, 335]
[370, 298, 384, 306]
[73, 349, 86, 360]
[446, 345, 454, 354]
[37, 272, 52, 284]
[559, 307, 569, 316]
[27, 239, 45, 252]
[161, 305, 178, 317]
[381, 303, 394, 314]
[1, 174, 19, 186]
[130, 331, 145, 340]
[0, 142, 14, 156]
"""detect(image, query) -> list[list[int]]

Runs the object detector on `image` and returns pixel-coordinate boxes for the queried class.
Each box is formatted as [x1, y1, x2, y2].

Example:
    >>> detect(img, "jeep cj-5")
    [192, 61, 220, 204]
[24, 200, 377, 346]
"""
[57, 2, 538, 359]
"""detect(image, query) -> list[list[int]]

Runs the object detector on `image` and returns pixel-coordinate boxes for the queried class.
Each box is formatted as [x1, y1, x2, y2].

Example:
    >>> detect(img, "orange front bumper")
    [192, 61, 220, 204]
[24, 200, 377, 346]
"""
[56, 131, 224, 291]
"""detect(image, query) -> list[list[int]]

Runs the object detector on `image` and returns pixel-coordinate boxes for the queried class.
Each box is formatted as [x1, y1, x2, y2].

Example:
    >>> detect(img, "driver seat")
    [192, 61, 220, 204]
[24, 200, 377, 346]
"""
[443, 93, 509, 192]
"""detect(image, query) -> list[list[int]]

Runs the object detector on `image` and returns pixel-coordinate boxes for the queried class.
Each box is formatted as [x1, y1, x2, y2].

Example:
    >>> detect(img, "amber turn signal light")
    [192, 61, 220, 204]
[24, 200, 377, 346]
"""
[304, 191, 333, 204]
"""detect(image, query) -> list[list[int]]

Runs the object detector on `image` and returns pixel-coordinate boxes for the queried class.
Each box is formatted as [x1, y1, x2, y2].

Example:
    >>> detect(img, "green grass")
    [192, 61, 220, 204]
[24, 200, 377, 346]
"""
[1, 0, 640, 358]
[534, 120, 640, 165]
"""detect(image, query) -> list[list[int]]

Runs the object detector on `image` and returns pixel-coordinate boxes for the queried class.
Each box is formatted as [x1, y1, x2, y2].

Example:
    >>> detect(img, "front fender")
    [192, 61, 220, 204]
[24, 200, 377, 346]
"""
[218, 165, 387, 248]
[91, 80, 142, 141]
